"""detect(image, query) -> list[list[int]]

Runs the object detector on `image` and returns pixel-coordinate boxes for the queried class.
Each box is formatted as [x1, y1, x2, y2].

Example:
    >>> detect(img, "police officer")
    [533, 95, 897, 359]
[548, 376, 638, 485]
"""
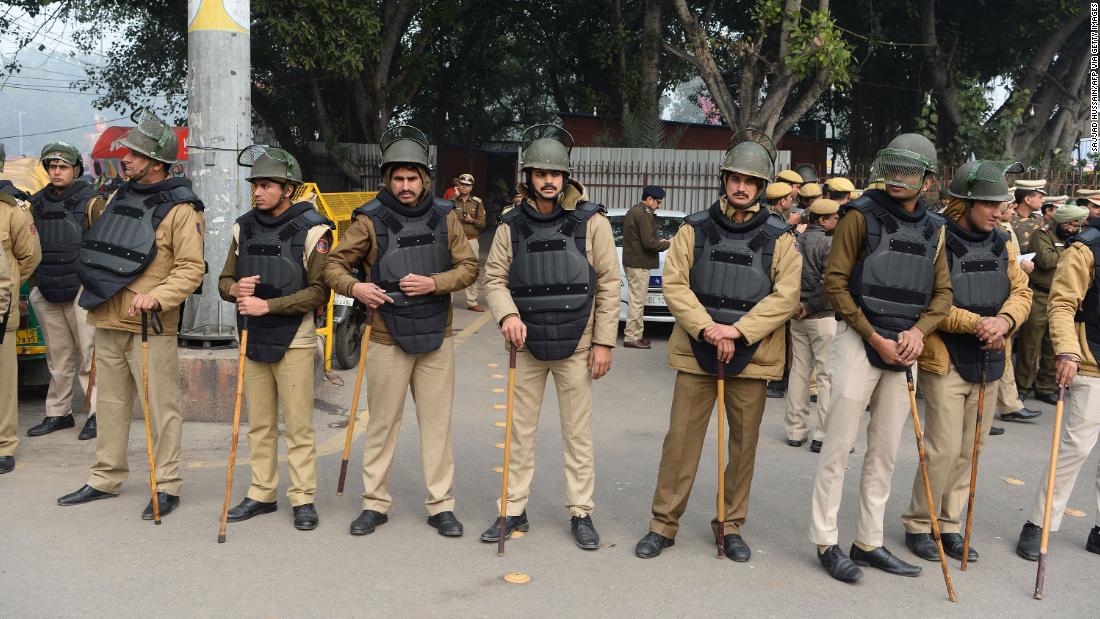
[1008, 179, 1046, 253]
[798, 182, 822, 211]
[453, 173, 487, 312]
[480, 124, 619, 549]
[622, 184, 670, 349]
[824, 177, 855, 205]
[809, 133, 953, 583]
[634, 130, 801, 561]
[322, 126, 477, 538]
[994, 196, 1041, 428]
[901, 161, 1032, 563]
[1015, 202, 1100, 561]
[1017, 204, 1083, 405]
[0, 180, 43, 474]
[785, 198, 840, 452]
[26, 142, 102, 440]
[56, 109, 205, 518]
[219, 146, 333, 531]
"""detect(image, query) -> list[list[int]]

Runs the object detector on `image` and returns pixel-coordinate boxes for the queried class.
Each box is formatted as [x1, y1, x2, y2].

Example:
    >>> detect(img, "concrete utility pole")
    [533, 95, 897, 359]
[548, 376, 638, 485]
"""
[183, 0, 251, 343]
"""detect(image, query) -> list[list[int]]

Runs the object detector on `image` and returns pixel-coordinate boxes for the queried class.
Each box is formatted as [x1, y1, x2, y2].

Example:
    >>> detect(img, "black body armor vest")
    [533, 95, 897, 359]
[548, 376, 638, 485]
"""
[30, 181, 97, 303]
[77, 178, 204, 310]
[845, 190, 944, 371]
[236, 202, 333, 363]
[1071, 224, 1100, 363]
[505, 202, 601, 361]
[356, 194, 453, 355]
[940, 219, 1010, 382]
[684, 203, 789, 375]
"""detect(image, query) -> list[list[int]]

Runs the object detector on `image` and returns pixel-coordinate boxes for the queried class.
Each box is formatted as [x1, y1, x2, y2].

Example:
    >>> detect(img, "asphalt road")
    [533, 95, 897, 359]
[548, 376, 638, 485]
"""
[3, 303, 1098, 617]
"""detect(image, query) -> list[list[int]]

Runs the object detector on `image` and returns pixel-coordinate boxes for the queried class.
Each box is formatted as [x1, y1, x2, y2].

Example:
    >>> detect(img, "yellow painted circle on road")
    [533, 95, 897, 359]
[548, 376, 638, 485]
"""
[492, 374, 504, 379]
[493, 404, 506, 410]
[488, 363, 499, 368]
[492, 388, 505, 393]
[510, 531, 524, 539]
[493, 466, 504, 473]
[1003, 477, 1025, 485]
[494, 421, 506, 427]
[503, 572, 531, 584]
[1065, 507, 1086, 517]
[495, 443, 505, 449]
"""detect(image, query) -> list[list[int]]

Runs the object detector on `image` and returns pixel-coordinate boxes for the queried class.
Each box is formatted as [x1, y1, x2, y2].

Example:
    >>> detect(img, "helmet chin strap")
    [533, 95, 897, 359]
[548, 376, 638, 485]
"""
[127, 158, 155, 183]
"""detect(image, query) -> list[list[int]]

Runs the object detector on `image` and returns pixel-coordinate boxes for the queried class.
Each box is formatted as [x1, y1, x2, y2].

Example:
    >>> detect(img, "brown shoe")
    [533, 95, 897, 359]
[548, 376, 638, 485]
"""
[623, 339, 651, 349]
[467, 305, 485, 312]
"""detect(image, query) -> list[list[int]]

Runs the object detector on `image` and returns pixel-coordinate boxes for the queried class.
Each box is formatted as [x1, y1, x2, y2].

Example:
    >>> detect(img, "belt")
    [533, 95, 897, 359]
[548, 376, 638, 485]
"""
[1030, 283, 1050, 294]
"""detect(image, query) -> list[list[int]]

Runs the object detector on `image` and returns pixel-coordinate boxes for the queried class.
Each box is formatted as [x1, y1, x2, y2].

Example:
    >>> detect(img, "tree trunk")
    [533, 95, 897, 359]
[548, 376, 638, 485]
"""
[636, 0, 663, 117]
[311, 80, 362, 186]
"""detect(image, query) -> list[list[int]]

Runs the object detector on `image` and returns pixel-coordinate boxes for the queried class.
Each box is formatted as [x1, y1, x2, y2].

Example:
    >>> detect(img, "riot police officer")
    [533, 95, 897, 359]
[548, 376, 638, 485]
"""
[480, 124, 620, 550]
[26, 142, 103, 440]
[322, 126, 478, 538]
[220, 146, 333, 531]
[634, 130, 801, 561]
[57, 109, 205, 519]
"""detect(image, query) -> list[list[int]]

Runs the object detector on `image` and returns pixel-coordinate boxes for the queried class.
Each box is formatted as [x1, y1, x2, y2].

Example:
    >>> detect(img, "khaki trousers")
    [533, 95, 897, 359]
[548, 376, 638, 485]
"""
[809, 323, 914, 547]
[465, 237, 481, 307]
[87, 328, 183, 495]
[624, 267, 650, 342]
[243, 347, 317, 506]
[997, 342, 1026, 413]
[362, 339, 456, 515]
[901, 364, 997, 533]
[29, 287, 97, 417]
[1028, 374, 1100, 530]
[785, 317, 836, 442]
[649, 371, 768, 537]
[1015, 289, 1056, 394]
[499, 347, 595, 518]
[0, 330, 17, 457]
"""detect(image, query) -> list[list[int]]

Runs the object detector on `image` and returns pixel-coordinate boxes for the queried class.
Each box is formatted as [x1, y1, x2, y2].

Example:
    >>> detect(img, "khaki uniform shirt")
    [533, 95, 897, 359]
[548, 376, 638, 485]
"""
[824, 207, 953, 341]
[484, 180, 620, 351]
[454, 195, 486, 238]
[321, 195, 479, 346]
[1028, 226, 1066, 291]
[0, 193, 43, 332]
[1047, 243, 1100, 377]
[218, 210, 332, 349]
[85, 193, 206, 335]
[621, 202, 670, 269]
[663, 198, 802, 380]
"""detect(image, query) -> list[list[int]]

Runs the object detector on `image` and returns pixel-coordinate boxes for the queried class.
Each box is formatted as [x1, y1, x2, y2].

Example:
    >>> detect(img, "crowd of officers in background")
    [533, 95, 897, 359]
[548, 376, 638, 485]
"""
[2, 110, 1099, 591]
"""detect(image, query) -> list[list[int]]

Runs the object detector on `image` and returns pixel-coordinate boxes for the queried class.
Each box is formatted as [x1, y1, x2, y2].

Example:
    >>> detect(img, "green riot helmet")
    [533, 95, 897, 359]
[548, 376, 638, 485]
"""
[519, 124, 573, 173]
[795, 164, 818, 184]
[116, 108, 178, 164]
[720, 128, 777, 187]
[238, 145, 303, 185]
[380, 125, 431, 175]
[40, 141, 83, 174]
[869, 133, 938, 191]
[948, 160, 1025, 203]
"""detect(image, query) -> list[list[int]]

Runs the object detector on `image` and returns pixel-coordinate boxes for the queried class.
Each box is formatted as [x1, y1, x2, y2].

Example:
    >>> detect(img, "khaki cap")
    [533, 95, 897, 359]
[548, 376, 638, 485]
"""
[808, 198, 840, 215]
[1016, 179, 1047, 195]
[766, 182, 793, 200]
[1074, 188, 1100, 198]
[458, 173, 474, 185]
[1041, 195, 1068, 205]
[824, 177, 855, 193]
[776, 169, 803, 184]
[799, 182, 822, 199]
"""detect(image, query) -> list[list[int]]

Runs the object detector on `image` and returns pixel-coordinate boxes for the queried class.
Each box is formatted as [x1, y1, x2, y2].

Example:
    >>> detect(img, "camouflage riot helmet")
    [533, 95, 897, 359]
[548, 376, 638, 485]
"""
[520, 124, 573, 174]
[869, 133, 938, 192]
[238, 145, 303, 185]
[948, 160, 1025, 203]
[720, 128, 776, 188]
[40, 141, 83, 174]
[380, 125, 431, 175]
[117, 108, 178, 165]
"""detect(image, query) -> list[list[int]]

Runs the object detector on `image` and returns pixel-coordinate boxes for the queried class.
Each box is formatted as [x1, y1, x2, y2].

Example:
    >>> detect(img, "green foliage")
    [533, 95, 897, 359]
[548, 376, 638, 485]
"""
[785, 9, 852, 87]
[257, 1, 382, 76]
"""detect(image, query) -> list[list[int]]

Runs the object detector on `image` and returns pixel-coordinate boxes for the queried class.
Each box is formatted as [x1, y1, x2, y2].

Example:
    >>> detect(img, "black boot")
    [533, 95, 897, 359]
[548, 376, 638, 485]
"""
[57, 484, 117, 505]
[1087, 526, 1100, 555]
[349, 509, 388, 536]
[989, 426, 1005, 436]
[427, 511, 463, 537]
[226, 497, 277, 522]
[142, 492, 180, 520]
[480, 512, 529, 542]
[818, 545, 863, 583]
[635, 532, 674, 558]
[27, 414, 75, 437]
[999, 407, 1041, 422]
[904, 532, 940, 562]
[722, 533, 751, 562]
[1034, 391, 1059, 406]
[0, 456, 13, 474]
[1016, 521, 1041, 561]
[78, 415, 97, 440]
[940, 532, 978, 562]
[849, 544, 921, 576]
[293, 504, 319, 531]
[571, 515, 600, 549]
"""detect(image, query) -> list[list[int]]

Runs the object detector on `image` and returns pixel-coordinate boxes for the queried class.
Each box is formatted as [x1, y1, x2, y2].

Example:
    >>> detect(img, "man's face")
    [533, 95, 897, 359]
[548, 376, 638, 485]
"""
[724, 172, 759, 208]
[1041, 206, 1055, 223]
[998, 200, 1015, 222]
[1087, 201, 1100, 221]
[252, 179, 290, 212]
[966, 200, 1001, 233]
[46, 160, 76, 189]
[643, 195, 661, 210]
[819, 213, 840, 233]
[780, 194, 795, 210]
[389, 167, 424, 206]
[121, 150, 151, 180]
[1023, 191, 1043, 211]
[458, 183, 472, 198]
[512, 193, 523, 206]
[884, 174, 927, 202]
[531, 169, 564, 200]
[1057, 220, 1084, 237]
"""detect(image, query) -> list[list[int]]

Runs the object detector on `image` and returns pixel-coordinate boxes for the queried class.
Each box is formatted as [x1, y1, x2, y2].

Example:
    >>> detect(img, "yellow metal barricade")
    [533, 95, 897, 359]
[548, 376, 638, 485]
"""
[296, 182, 377, 371]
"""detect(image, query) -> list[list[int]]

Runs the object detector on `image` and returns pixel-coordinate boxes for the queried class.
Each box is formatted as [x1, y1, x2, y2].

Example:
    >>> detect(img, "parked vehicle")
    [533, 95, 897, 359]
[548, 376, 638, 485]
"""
[604, 207, 685, 323]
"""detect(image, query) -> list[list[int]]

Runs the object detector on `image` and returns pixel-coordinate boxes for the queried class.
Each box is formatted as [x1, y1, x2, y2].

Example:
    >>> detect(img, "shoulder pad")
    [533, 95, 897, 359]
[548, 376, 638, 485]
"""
[573, 201, 604, 219]
[472, 196, 483, 203]
[433, 198, 455, 211]
[684, 209, 711, 226]
[839, 194, 875, 218]
[352, 198, 382, 219]
[298, 208, 334, 230]
[234, 209, 257, 226]
[991, 227, 1009, 243]
[1072, 226, 1100, 246]
[926, 212, 946, 227]
[500, 206, 523, 224]
[764, 213, 794, 235]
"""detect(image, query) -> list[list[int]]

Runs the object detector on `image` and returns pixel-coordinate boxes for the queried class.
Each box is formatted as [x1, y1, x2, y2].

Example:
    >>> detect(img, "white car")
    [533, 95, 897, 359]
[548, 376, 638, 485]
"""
[605, 208, 685, 323]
